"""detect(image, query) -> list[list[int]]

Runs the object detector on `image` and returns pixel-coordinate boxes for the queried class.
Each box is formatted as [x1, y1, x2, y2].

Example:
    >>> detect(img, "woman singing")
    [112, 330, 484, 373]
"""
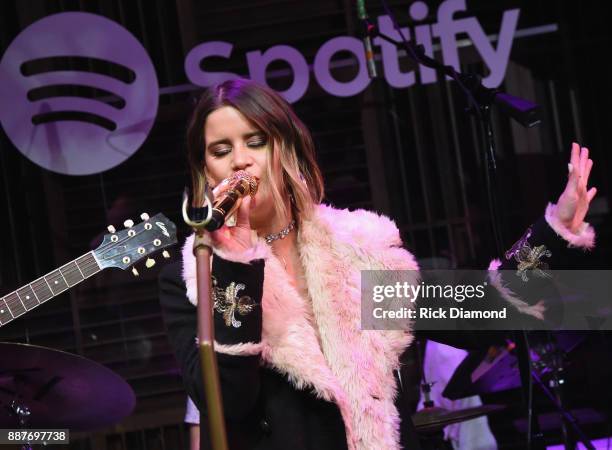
[159, 79, 597, 450]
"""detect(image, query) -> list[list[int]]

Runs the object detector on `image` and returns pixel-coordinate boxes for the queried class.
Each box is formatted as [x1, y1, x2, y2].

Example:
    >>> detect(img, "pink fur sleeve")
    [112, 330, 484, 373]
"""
[544, 203, 595, 250]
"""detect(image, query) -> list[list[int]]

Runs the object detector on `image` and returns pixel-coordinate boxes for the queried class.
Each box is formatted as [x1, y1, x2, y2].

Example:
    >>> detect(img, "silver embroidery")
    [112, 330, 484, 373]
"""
[212, 276, 257, 328]
[505, 227, 552, 281]
[514, 244, 552, 282]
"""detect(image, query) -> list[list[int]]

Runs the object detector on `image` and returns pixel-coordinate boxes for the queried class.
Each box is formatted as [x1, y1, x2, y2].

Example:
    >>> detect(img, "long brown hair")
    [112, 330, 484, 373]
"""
[186, 79, 324, 222]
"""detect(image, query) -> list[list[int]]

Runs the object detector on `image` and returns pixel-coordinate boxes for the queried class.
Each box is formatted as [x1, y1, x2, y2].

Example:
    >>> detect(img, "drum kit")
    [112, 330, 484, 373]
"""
[0, 334, 596, 449]
[0, 342, 135, 449]
[410, 332, 595, 449]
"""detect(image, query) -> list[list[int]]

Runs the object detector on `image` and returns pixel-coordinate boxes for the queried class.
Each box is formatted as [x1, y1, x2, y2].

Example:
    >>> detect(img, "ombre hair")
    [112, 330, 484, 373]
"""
[186, 79, 324, 222]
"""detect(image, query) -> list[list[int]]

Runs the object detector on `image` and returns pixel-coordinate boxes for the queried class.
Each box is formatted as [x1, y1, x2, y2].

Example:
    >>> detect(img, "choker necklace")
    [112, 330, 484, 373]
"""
[265, 220, 296, 244]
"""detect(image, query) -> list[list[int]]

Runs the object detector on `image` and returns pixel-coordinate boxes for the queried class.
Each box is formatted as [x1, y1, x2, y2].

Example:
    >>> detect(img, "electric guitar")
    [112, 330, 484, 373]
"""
[0, 212, 177, 327]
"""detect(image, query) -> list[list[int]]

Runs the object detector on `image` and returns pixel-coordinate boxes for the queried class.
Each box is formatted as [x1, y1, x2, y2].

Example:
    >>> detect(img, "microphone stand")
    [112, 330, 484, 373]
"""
[361, 15, 549, 450]
[182, 191, 229, 450]
[362, 18, 541, 254]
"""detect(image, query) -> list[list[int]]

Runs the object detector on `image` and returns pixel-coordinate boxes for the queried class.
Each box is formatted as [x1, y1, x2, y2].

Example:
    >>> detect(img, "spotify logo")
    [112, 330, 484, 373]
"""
[0, 12, 159, 175]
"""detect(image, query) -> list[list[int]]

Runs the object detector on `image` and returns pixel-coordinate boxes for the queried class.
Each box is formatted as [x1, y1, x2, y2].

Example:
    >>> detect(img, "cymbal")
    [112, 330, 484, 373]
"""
[0, 342, 135, 430]
[412, 404, 505, 433]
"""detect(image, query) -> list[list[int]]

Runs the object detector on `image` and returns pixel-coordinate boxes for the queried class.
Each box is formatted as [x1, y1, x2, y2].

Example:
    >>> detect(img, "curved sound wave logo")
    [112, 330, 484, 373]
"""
[0, 12, 159, 175]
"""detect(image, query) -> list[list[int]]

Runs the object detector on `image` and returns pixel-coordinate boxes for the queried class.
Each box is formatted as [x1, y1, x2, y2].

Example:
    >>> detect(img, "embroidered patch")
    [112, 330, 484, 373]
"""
[505, 230, 552, 282]
[515, 244, 552, 282]
[212, 276, 257, 328]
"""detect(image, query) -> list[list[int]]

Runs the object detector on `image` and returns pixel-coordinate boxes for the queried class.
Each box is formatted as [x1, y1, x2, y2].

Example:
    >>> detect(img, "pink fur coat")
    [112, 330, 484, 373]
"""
[182, 204, 419, 450]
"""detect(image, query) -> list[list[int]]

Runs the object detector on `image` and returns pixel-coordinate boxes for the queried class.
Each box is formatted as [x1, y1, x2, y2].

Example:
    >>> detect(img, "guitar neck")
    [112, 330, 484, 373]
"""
[0, 251, 101, 327]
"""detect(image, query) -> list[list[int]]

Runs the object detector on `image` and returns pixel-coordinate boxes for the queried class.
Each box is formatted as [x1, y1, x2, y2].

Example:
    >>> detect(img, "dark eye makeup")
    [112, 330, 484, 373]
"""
[247, 134, 267, 147]
[207, 132, 268, 157]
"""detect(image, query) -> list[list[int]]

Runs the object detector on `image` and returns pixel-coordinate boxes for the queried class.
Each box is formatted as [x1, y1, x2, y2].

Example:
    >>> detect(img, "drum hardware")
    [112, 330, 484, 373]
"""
[412, 339, 505, 449]
[0, 342, 136, 449]
[443, 332, 595, 450]
[412, 403, 506, 434]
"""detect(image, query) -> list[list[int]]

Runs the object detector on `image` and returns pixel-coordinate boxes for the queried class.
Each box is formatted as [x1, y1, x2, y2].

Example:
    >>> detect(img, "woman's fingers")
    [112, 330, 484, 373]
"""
[582, 158, 594, 189]
[579, 146, 589, 181]
[235, 195, 251, 229]
[567, 144, 594, 193]
[211, 177, 232, 199]
[587, 187, 597, 203]
[558, 142, 597, 232]
[209, 195, 253, 252]
[567, 143, 581, 189]
[570, 142, 580, 172]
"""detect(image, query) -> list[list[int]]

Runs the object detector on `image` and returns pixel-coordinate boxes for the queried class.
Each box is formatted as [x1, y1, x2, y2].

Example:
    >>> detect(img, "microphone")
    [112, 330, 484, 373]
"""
[357, 0, 378, 78]
[205, 170, 259, 231]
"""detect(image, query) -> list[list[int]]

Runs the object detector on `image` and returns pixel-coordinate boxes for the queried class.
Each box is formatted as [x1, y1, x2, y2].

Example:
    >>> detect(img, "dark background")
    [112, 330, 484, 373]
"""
[1, 1, 611, 448]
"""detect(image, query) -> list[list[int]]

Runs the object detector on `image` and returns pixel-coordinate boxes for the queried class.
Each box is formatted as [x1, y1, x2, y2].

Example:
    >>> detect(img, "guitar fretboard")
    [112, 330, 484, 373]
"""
[0, 252, 101, 327]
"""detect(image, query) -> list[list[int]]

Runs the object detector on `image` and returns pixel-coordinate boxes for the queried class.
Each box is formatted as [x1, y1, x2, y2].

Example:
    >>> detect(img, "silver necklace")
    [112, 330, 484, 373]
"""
[265, 220, 296, 244]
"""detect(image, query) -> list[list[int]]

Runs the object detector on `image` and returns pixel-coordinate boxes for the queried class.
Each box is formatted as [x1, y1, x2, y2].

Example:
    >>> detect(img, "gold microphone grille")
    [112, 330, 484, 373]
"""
[230, 170, 259, 196]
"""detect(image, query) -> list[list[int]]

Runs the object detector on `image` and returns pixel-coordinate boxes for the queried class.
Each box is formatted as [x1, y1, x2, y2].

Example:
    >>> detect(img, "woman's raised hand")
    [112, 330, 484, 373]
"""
[554, 142, 597, 233]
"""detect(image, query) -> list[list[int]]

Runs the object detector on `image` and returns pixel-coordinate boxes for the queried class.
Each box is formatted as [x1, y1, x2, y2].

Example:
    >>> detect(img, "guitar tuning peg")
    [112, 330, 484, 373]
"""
[140, 213, 150, 221]
[162, 250, 170, 259]
[132, 267, 139, 277]
[107, 225, 116, 233]
[145, 258, 156, 268]
[124, 219, 134, 228]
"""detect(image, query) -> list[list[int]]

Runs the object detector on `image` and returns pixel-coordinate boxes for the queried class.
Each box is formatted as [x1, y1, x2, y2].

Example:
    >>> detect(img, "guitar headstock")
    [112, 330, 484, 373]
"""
[93, 213, 177, 271]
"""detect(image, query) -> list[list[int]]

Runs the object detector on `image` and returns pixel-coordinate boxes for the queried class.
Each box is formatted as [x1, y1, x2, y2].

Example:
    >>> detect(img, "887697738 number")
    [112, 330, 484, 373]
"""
[0, 429, 69, 444]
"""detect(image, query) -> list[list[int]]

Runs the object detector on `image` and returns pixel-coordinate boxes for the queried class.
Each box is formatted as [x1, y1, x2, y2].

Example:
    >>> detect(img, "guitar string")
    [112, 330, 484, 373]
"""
[1, 254, 100, 319]
[2, 225, 172, 320]
[1, 238, 166, 318]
